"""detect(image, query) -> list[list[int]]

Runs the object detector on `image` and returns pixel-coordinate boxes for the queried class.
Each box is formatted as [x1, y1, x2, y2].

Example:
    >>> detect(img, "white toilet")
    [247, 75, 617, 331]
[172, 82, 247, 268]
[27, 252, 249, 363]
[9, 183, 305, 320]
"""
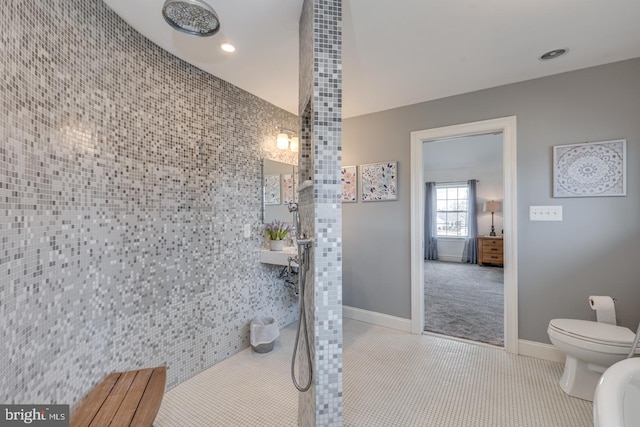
[548, 318, 637, 401]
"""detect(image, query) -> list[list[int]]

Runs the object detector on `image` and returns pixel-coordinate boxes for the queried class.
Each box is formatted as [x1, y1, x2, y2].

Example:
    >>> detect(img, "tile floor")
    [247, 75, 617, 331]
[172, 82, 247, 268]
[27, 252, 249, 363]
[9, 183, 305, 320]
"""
[156, 319, 592, 426]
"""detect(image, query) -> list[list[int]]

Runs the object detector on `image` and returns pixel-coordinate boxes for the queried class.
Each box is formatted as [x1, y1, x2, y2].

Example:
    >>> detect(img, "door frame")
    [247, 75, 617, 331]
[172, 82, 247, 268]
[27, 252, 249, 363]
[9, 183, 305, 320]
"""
[409, 116, 518, 354]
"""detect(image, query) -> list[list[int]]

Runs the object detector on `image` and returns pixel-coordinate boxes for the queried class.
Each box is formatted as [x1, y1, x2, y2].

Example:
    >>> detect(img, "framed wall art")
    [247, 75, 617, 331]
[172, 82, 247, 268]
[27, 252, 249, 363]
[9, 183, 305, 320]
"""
[264, 174, 281, 205]
[341, 166, 357, 202]
[361, 161, 398, 202]
[282, 173, 295, 204]
[553, 139, 626, 198]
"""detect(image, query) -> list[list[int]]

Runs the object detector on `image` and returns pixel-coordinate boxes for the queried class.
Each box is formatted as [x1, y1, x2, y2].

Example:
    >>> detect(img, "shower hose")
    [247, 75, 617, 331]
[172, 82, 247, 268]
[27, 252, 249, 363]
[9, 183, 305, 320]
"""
[291, 242, 313, 392]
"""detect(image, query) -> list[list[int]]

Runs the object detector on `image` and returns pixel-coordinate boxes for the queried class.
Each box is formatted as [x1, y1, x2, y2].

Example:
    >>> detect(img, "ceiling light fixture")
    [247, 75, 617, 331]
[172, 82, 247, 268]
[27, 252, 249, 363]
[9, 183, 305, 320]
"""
[539, 48, 568, 61]
[220, 42, 235, 53]
[276, 126, 298, 152]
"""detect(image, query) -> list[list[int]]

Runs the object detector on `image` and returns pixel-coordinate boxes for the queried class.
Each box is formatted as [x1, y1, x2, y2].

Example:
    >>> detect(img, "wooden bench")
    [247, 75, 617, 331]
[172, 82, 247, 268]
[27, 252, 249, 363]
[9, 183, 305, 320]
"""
[71, 366, 167, 427]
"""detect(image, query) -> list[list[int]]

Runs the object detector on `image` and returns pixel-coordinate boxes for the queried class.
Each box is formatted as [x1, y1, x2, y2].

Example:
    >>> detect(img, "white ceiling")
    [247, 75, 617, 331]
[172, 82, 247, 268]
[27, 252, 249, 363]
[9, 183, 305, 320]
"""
[103, 0, 640, 119]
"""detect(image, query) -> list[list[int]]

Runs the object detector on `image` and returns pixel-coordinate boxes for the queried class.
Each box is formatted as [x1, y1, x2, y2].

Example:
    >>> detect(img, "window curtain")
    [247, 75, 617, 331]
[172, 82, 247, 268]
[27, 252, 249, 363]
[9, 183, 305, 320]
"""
[462, 179, 478, 263]
[425, 182, 438, 260]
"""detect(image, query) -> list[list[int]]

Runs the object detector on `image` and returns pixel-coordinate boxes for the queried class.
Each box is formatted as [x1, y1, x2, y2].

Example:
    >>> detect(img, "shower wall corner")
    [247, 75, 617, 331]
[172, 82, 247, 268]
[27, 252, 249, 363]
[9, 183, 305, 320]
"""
[298, 0, 343, 425]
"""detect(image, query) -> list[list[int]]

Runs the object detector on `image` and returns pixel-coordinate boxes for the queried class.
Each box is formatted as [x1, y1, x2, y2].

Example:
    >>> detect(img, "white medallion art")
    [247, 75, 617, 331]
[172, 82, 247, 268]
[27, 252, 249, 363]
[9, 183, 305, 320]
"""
[553, 139, 626, 198]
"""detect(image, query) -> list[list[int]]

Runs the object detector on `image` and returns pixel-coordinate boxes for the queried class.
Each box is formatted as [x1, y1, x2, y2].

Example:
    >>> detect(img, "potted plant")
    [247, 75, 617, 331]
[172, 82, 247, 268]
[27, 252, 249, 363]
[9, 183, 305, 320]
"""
[265, 220, 291, 251]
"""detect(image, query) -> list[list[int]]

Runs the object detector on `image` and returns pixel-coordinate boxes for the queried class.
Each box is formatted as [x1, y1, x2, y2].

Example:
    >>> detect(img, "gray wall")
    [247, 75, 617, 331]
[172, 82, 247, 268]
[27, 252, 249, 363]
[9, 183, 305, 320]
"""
[0, 0, 298, 405]
[343, 58, 640, 343]
[424, 134, 504, 255]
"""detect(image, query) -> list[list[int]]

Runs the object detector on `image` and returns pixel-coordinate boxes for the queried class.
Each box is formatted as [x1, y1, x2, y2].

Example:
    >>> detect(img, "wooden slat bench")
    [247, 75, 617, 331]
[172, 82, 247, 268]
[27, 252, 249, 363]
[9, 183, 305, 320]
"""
[71, 366, 167, 427]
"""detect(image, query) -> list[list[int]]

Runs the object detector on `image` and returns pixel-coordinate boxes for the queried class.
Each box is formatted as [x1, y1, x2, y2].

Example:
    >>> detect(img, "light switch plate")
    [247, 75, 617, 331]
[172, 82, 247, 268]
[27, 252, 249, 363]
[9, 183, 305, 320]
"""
[243, 224, 251, 238]
[529, 205, 563, 221]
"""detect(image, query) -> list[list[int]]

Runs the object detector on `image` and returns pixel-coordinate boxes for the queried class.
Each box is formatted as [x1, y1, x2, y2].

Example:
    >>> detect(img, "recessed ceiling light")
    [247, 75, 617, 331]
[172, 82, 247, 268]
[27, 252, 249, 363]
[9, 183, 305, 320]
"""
[220, 42, 236, 53]
[539, 48, 568, 61]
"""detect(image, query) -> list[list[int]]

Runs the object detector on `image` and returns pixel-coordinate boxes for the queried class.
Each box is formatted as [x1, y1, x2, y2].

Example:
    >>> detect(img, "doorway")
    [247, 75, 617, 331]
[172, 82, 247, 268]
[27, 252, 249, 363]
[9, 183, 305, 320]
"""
[423, 134, 504, 346]
[409, 117, 519, 354]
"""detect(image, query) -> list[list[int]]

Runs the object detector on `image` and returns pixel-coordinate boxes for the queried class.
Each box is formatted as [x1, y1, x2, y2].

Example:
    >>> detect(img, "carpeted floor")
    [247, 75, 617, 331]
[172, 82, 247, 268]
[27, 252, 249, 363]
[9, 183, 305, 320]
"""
[424, 260, 504, 346]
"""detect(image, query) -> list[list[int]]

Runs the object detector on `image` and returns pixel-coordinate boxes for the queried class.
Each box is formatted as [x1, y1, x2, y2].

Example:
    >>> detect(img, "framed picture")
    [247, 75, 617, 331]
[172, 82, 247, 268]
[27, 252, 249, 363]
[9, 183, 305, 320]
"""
[361, 161, 398, 202]
[341, 166, 357, 202]
[282, 173, 295, 204]
[264, 174, 281, 205]
[553, 139, 626, 198]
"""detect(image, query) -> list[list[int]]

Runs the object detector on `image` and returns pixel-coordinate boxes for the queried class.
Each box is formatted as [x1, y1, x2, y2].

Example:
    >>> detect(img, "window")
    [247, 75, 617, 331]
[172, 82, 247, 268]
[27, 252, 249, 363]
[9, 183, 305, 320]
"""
[436, 184, 468, 237]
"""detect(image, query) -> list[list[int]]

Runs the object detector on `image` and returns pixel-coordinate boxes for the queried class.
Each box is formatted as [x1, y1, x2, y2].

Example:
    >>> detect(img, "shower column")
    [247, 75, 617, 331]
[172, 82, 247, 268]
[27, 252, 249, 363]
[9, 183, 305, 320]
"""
[298, 0, 343, 426]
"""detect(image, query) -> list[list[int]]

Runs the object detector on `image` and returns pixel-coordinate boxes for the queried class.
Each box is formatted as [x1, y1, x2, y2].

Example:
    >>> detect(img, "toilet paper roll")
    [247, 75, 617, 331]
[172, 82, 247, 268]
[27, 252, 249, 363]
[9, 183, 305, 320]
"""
[589, 296, 616, 325]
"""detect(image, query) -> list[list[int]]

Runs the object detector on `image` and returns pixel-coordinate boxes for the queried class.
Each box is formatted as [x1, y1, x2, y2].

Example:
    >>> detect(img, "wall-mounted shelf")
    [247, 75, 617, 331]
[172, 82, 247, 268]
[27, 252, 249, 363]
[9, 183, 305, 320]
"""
[298, 180, 313, 192]
[260, 247, 298, 266]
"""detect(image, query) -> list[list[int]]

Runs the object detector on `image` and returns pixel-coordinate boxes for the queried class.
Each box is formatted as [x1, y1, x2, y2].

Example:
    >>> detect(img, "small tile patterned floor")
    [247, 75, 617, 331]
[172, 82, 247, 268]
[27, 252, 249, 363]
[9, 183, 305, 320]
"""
[156, 319, 592, 427]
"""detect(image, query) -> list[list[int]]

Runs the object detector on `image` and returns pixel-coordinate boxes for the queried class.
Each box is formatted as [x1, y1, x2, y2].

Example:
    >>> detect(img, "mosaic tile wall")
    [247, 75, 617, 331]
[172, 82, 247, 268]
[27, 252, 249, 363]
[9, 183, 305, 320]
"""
[298, 0, 343, 425]
[0, 0, 299, 407]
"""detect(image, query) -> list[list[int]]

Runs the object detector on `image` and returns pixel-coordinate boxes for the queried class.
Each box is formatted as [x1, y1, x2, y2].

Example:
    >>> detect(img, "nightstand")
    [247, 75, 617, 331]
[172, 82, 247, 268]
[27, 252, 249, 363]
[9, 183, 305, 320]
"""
[478, 236, 503, 266]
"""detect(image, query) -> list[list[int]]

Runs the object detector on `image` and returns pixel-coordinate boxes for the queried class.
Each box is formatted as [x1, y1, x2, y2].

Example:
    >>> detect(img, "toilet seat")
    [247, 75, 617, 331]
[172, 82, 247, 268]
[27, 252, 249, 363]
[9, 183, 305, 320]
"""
[549, 319, 634, 351]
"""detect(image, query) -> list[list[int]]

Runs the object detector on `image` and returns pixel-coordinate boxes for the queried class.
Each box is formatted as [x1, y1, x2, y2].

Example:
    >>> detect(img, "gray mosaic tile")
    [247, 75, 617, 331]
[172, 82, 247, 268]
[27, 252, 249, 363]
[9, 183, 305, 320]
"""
[0, 0, 298, 408]
[298, 0, 343, 425]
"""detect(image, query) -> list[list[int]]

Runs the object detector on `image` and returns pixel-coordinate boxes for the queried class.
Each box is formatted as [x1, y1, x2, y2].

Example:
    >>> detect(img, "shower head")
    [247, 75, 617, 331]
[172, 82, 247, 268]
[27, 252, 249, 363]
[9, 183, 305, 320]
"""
[162, 0, 221, 37]
[288, 203, 301, 239]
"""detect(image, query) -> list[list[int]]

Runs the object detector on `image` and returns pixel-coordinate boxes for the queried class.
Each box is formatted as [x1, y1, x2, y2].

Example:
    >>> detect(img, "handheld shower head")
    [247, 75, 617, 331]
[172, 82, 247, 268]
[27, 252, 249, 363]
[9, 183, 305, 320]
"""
[288, 203, 301, 239]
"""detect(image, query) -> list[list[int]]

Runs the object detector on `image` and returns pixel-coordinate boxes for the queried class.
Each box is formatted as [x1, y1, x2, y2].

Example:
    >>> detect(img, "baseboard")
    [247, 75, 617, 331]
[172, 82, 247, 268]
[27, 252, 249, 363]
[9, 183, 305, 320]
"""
[436, 255, 462, 263]
[343, 305, 411, 332]
[342, 306, 564, 362]
[518, 339, 565, 363]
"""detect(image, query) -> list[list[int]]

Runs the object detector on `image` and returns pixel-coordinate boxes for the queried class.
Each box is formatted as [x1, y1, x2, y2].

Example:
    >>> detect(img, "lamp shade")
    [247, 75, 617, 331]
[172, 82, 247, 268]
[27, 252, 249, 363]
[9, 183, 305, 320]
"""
[484, 200, 502, 213]
[276, 133, 289, 150]
[289, 136, 299, 152]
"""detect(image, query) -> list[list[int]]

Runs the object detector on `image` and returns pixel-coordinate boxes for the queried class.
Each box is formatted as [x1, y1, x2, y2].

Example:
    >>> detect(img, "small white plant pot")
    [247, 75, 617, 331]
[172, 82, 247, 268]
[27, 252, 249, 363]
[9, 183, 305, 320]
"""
[269, 239, 285, 251]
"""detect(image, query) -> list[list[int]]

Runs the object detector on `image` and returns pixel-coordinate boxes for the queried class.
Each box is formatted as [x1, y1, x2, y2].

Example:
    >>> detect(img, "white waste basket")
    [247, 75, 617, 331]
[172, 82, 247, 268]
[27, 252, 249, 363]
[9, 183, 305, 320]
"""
[250, 316, 279, 353]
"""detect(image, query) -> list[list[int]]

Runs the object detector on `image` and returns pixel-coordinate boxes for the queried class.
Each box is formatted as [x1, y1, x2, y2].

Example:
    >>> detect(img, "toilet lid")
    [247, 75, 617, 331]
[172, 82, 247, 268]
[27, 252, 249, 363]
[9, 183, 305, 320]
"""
[549, 319, 635, 345]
